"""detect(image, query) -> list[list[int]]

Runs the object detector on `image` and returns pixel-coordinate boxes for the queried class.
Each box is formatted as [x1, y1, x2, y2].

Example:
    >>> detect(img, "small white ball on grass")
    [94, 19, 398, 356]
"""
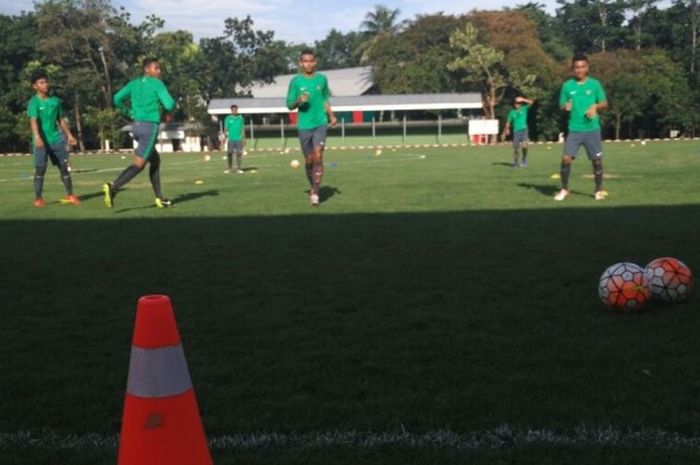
[204, 155, 211, 161]
[290, 159, 300, 169]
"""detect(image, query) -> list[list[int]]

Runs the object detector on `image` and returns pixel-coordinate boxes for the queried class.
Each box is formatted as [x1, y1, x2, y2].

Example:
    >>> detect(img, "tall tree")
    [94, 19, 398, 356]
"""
[359, 5, 408, 63]
[314, 29, 363, 70]
[368, 14, 465, 94]
[196, 16, 288, 103]
[556, 0, 627, 52]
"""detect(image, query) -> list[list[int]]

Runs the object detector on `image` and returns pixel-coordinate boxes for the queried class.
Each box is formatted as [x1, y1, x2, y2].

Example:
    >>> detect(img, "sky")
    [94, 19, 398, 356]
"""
[1, 0, 561, 43]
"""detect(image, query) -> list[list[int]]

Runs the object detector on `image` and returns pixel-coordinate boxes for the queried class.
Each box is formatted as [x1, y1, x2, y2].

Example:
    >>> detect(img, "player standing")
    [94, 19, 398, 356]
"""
[27, 69, 80, 207]
[103, 57, 176, 208]
[223, 104, 246, 174]
[503, 96, 534, 167]
[286, 49, 337, 206]
[554, 54, 608, 201]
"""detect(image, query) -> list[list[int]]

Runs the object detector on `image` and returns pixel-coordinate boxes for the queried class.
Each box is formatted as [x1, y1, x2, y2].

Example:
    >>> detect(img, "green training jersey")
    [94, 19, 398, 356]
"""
[27, 95, 64, 145]
[507, 105, 530, 132]
[559, 77, 607, 132]
[113, 76, 176, 123]
[286, 73, 330, 130]
[224, 115, 245, 141]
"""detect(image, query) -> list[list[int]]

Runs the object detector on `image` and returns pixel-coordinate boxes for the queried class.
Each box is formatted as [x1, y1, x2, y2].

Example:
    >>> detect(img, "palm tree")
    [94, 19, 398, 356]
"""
[358, 5, 408, 63]
[360, 5, 405, 36]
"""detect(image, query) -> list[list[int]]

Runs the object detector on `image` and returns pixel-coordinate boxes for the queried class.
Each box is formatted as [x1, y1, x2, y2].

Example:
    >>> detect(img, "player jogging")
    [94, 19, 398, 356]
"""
[554, 53, 608, 201]
[503, 96, 534, 167]
[27, 69, 80, 207]
[286, 49, 337, 206]
[223, 104, 246, 174]
[103, 57, 176, 208]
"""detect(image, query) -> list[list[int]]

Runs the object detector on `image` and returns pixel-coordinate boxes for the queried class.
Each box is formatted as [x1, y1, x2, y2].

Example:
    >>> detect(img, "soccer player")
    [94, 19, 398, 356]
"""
[286, 49, 337, 206]
[103, 57, 176, 208]
[27, 69, 80, 207]
[223, 104, 246, 174]
[554, 53, 608, 201]
[503, 96, 534, 167]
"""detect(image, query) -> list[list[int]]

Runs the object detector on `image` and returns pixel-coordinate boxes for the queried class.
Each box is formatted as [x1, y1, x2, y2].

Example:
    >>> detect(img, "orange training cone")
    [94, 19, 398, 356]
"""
[117, 295, 213, 465]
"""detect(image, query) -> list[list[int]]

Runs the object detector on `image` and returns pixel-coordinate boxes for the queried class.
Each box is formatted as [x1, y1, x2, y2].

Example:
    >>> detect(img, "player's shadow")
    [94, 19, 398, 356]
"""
[320, 186, 341, 204]
[241, 167, 258, 172]
[491, 162, 516, 168]
[172, 190, 219, 204]
[305, 186, 341, 204]
[79, 190, 114, 202]
[517, 183, 585, 198]
[114, 190, 219, 214]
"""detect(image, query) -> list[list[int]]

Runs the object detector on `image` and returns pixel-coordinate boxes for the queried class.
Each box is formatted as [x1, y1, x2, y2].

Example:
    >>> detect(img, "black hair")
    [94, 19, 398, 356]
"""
[299, 49, 315, 59]
[572, 53, 589, 63]
[30, 69, 48, 84]
[142, 57, 159, 69]
[230, 104, 238, 109]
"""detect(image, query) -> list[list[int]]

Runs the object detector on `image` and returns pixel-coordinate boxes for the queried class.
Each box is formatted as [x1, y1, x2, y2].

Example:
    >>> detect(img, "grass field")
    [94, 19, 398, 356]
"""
[1, 140, 699, 464]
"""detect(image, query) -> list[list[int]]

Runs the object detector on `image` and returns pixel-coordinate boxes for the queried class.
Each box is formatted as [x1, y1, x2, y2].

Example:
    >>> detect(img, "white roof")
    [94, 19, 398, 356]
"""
[250, 67, 374, 98]
[208, 94, 482, 115]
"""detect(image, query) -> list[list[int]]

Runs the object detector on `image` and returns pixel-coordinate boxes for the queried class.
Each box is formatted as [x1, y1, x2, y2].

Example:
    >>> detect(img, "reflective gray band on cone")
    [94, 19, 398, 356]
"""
[127, 345, 193, 398]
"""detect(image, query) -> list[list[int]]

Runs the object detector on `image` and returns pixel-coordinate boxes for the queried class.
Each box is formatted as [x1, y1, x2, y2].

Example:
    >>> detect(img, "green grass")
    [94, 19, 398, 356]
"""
[1, 141, 700, 464]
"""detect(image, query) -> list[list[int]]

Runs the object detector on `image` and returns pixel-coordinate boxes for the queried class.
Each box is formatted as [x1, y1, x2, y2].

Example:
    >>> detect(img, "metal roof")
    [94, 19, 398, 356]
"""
[250, 66, 374, 98]
[208, 93, 482, 115]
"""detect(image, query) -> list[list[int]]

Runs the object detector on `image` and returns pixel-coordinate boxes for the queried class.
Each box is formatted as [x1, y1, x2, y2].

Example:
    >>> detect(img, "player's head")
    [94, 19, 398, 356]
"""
[571, 53, 590, 81]
[230, 104, 238, 115]
[143, 57, 162, 78]
[30, 69, 50, 94]
[512, 98, 521, 108]
[298, 49, 317, 75]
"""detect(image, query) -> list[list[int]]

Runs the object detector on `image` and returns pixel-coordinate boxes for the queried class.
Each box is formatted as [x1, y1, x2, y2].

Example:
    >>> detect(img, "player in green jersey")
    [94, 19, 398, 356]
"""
[103, 57, 176, 208]
[555, 54, 608, 201]
[223, 105, 246, 174]
[503, 96, 534, 168]
[286, 49, 337, 206]
[27, 69, 80, 208]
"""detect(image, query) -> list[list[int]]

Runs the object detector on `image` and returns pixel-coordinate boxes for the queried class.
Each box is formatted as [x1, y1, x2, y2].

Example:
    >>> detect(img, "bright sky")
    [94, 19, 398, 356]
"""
[1, 0, 560, 43]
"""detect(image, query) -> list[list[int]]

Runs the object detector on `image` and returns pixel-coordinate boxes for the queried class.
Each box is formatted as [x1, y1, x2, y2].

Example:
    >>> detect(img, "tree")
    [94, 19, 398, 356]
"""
[196, 16, 288, 106]
[314, 29, 363, 70]
[0, 12, 38, 152]
[626, 0, 658, 50]
[368, 14, 465, 94]
[358, 5, 408, 63]
[556, 0, 627, 52]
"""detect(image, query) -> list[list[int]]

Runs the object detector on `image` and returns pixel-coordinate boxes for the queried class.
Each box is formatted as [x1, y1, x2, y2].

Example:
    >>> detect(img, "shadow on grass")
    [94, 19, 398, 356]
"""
[1, 205, 699, 458]
[320, 186, 341, 203]
[491, 162, 516, 168]
[113, 190, 219, 213]
[517, 183, 590, 198]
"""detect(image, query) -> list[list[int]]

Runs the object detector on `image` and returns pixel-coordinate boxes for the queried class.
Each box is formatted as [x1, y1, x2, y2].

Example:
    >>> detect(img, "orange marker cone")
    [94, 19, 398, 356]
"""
[117, 295, 213, 465]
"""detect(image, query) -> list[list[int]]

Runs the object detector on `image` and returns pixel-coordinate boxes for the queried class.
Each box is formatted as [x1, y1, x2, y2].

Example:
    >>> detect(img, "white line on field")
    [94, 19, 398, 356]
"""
[3, 426, 700, 451]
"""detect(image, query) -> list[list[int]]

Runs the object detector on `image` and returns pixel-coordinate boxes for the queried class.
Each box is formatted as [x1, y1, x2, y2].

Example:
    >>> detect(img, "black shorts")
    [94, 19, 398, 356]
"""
[34, 142, 68, 167]
[563, 130, 603, 160]
[298, 125, 328, 157]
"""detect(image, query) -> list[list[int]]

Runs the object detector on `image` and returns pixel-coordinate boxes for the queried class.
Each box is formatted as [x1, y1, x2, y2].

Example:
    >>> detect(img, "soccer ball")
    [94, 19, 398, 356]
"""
[644, 257, 693, 303]
[203, 155, 211, 162]
[290, 159, 300, 169]
[599, 262, 651, 310]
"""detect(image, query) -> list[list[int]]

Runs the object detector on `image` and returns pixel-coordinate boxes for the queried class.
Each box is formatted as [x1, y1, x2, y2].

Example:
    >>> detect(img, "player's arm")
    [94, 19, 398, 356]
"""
[586, 83, 608, 118]
[559, 85, 571, 112]
[157, 82, 176, 112]
[322, 77, 337, 126]
[59, 118, 77, 146]
[113, 82, 132, 117]
[27, 100, 43, 147]
[286, 79, 302, 110]
[516, 96, 534, 105]
[324, 101, 337, 127]
[502, 120, 511, 139]
[29, 118, 43, 147]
